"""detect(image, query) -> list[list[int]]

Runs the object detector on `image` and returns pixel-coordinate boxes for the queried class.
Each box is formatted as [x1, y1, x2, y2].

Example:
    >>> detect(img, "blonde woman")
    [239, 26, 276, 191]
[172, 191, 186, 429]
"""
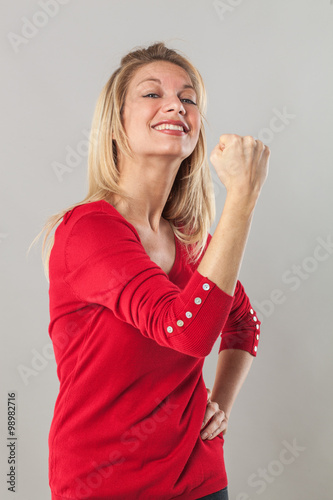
[37, 42, 270, 499]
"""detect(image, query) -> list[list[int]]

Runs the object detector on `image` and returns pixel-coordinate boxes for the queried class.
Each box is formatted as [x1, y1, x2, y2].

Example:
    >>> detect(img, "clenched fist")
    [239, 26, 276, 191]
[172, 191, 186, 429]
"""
[210, 134, 271, 199]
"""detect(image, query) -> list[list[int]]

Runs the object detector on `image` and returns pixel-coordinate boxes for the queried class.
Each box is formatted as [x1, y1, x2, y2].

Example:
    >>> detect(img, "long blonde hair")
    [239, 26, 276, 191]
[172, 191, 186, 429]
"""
[31, 42, 216, 280]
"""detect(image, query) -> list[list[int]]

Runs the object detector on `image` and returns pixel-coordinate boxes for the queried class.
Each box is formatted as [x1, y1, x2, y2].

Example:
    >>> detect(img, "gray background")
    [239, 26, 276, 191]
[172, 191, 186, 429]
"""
[1, 1, 332, 499]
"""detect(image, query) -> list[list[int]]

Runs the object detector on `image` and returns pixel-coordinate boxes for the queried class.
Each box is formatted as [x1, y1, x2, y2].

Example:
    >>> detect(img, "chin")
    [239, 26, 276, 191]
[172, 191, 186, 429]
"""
[157, 145, 191, 157]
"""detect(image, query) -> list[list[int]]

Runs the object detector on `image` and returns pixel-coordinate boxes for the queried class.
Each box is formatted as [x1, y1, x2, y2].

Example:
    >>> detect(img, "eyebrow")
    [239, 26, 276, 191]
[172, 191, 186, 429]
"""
[136, 78, 196, 92]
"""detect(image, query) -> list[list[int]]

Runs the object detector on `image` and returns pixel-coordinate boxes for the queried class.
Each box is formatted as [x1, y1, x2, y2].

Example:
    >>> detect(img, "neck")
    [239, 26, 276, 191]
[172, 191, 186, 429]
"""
[110, 154, 182, 233]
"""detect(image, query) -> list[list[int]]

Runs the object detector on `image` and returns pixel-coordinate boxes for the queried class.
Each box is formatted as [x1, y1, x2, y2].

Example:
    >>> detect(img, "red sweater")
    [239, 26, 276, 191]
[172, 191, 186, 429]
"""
[48, 200, 261, 500]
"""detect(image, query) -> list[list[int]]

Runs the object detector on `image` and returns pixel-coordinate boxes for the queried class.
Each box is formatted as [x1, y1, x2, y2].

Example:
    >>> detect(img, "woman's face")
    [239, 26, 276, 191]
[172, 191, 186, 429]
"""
[120, 61, 201, 163]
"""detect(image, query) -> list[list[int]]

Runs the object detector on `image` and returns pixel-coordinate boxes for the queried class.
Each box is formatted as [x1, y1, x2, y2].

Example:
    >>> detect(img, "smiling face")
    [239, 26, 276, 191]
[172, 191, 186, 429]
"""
[119, 61, 201, 163]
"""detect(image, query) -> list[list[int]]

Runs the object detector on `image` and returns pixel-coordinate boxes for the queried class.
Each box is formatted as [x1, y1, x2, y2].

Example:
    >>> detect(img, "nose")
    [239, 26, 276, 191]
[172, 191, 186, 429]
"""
[161, 95, 186, 115]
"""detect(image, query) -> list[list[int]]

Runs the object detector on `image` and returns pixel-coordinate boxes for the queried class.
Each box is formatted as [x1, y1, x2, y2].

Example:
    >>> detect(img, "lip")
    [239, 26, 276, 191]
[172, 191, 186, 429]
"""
[152, 120, 189, 133]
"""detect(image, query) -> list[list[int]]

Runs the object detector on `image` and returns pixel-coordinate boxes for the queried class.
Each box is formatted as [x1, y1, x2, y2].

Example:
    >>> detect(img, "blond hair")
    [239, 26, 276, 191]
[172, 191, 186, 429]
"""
[31, 42, 216, 280]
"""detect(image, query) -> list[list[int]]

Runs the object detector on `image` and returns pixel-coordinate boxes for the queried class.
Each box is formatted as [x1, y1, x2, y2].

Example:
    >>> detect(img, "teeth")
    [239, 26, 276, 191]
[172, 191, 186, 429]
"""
[154, 123, 185, 132]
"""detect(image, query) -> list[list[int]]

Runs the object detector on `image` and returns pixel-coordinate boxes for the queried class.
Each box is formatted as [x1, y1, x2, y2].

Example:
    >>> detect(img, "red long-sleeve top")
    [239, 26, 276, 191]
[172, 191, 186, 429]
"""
[48, 200, 261, 500]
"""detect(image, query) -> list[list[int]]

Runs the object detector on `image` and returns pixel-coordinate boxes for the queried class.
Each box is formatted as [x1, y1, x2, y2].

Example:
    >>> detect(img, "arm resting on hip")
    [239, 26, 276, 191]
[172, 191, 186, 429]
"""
[211, 348, 254, 419]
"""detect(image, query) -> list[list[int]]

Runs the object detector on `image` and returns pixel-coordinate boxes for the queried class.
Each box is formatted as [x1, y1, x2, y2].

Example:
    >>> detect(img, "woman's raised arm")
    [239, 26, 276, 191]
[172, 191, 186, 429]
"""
[197, 134, 270, 296]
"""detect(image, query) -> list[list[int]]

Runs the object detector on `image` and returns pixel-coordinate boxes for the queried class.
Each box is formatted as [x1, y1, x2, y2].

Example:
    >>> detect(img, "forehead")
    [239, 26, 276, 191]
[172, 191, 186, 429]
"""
[130, 61, 194, 89]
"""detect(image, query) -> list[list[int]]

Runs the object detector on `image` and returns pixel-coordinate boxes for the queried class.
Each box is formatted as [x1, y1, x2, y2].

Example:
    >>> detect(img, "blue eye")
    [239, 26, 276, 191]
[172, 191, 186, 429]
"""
[143, 94, 197, 105]
[181, 98, 197, 105]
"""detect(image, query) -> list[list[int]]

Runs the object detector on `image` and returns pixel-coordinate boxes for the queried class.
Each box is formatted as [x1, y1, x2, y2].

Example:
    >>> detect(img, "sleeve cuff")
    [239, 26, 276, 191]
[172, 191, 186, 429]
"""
[218, 305, 261, 357]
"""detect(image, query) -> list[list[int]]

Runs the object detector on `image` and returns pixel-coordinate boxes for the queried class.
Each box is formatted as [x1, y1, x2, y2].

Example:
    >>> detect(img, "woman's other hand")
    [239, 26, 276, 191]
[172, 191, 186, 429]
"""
[200, 387, 229, 440]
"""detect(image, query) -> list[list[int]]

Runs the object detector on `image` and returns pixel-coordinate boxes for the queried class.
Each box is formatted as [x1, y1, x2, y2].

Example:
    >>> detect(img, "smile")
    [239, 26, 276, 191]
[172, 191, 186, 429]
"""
[154, 123, 184, 131]
[152, 124, 188, 136]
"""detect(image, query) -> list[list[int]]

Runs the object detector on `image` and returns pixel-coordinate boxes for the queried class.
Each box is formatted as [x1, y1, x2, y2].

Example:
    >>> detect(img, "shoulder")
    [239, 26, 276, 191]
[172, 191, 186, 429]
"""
[54, 200, 145, 272]
[53, 200, 142, 255]
[60, 200, 140, 238]
[63, 200, 119, 224]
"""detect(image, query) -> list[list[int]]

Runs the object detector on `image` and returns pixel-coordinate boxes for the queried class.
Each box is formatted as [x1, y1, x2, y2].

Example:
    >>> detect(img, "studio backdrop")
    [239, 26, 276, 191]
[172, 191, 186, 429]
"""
[1, 1, 332, 499]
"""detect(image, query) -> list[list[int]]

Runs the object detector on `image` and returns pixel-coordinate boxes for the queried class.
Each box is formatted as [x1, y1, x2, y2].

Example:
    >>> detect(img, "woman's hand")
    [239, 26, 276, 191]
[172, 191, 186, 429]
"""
[209, 134, 270, 199]
[200, 387, 229, 440]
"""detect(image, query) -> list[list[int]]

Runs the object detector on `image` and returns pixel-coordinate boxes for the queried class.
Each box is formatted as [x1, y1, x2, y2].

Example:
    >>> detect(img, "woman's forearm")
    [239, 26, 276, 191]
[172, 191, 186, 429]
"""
[210, 348, 254, 419]
[197, 192, 257, 297]
[200, 134, 270, 297]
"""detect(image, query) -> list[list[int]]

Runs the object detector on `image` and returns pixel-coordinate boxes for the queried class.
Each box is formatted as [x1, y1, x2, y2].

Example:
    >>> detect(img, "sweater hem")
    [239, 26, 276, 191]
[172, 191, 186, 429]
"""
[50, 478, 228, 500]
[172, 477, 228, 500]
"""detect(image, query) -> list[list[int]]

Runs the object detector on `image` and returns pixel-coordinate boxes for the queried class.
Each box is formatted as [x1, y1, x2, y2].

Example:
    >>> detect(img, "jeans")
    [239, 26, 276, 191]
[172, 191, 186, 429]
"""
[196, 486, 229, 500]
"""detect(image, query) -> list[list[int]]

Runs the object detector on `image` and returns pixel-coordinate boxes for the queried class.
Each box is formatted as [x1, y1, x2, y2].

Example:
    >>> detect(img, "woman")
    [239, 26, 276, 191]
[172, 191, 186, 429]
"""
[37, 42, 270, 499]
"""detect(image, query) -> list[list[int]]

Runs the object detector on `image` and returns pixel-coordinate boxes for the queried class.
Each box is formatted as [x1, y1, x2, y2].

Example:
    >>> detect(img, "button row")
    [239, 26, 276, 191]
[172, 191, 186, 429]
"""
[249, 306, 260, 355]
[166, 282, 210, 334]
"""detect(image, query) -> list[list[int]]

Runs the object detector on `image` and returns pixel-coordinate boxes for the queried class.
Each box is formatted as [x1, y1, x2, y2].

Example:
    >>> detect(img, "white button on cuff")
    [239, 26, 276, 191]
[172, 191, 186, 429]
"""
[177, 320, 184, 327]
[254, 346, 257, 352]
[256, 334, 259, 340]
[250, 308, 254, 314]
[256, 324, 260, 330]
[194, 297, 202, 305]
[185, 311, 192, 318]
[202, 283, 210, 291]
[253, 316, 257, 322]
[167, 326, 173, 333]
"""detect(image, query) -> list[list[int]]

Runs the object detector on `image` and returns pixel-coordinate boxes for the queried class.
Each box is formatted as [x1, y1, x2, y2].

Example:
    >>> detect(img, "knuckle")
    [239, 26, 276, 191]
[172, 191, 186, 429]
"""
[210, 401, 219, 411]
[212, 424, 222, 434]
[243, 135, 256, 146]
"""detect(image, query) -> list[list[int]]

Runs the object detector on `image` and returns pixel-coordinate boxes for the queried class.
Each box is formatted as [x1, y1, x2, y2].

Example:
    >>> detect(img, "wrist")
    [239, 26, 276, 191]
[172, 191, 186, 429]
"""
[224, 189, 258, 217]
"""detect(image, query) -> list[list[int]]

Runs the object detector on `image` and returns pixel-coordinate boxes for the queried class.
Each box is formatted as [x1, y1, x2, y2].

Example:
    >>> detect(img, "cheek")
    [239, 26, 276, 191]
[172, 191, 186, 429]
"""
[191, 110, 201, 133]
[126, 105, 155, 132]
